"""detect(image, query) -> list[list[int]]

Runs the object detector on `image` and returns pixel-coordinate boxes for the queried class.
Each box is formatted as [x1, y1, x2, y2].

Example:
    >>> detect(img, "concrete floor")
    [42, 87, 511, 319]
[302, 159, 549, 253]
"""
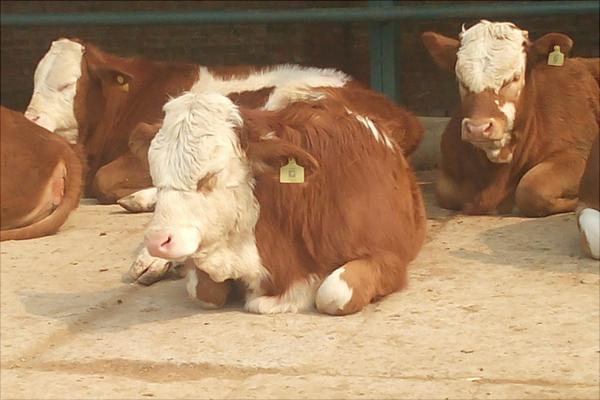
[1, 173, 598, 399]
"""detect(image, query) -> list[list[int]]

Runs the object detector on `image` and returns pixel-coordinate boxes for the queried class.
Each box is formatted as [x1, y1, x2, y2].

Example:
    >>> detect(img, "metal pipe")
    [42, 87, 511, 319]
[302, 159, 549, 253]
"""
[1, 2, 598, 27]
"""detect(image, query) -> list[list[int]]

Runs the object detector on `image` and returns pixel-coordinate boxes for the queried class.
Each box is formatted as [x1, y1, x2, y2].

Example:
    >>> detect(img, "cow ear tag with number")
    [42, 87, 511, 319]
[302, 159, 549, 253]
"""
[279, 158, 304, 184]
[547, 45, 564, 67]
[116, 74, 130, 92]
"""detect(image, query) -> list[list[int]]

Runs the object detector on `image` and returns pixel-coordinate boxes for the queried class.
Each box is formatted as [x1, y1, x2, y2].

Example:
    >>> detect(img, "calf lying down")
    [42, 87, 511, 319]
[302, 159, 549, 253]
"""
[422, 20, 599, 217]
[133, 92, 426, 315]
[0, 106, 84, 241]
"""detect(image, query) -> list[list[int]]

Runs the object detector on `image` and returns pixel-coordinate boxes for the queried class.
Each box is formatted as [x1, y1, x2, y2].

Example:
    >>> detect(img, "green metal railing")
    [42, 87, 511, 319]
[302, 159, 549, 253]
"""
[2, 1, 598, 101]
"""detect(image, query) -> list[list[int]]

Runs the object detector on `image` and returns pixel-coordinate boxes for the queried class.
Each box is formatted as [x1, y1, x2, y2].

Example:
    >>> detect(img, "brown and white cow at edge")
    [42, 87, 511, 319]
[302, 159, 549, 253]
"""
[25, 38, 423, 211]
[0, 106, 84, 241]
[131, 92, 426, 315]
[422, 20, 599, 216]
[577, 135, 599, 260]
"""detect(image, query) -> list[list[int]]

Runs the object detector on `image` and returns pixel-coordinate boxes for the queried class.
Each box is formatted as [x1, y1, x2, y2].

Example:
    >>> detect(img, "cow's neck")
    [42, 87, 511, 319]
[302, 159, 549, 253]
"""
[509, 68, 540, 170]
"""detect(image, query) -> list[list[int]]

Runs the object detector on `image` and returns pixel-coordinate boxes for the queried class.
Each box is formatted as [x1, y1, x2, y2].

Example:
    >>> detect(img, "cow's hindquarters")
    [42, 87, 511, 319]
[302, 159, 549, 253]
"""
[0, 146, 83, 241]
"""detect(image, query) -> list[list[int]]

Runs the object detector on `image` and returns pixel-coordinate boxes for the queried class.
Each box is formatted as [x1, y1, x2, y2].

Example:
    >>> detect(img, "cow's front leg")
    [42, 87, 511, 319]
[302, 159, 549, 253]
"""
[184, 261, 232, 309]
[515, 155, 584, 217]
[462, 165, 513, 215]
[129, 247, 179, 285]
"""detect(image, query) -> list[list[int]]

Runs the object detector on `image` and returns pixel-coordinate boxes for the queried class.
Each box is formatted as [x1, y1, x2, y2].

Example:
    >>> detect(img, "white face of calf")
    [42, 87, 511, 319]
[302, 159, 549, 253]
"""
[25, 39, 84, 143]
[144, 92, 258, 261]
[455, 21, 529, 162]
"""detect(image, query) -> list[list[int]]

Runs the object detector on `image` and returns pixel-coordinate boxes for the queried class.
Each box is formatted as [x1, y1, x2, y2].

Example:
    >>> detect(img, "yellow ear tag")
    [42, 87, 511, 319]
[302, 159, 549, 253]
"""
[279, 158, 304, 184]
[116, 75, 129, 92]
[547, 45, 564, 67]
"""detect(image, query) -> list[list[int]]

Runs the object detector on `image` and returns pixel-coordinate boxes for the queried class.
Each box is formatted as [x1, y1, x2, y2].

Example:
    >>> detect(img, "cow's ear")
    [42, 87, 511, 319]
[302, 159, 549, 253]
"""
[529, 33, 573, 64]
[84, 43, 135, 91]
[422, 32, 459, 72]
[129, 122, 161, 165]
[246, 138, 319, 179]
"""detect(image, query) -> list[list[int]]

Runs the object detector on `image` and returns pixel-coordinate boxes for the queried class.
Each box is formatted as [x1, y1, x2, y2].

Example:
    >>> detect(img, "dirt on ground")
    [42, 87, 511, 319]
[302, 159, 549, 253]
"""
[1, 172, 598, 399]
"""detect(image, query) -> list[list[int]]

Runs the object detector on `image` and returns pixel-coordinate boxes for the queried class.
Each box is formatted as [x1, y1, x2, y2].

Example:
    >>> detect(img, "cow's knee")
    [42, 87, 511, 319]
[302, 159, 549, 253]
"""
[316, 260, 386, 316]
[315, 267, 355, 315]
[515, 180, 550, 217]
[435, 170, 471, 211]
[91, 167, 117, 204]
[515, 178, 575, 217]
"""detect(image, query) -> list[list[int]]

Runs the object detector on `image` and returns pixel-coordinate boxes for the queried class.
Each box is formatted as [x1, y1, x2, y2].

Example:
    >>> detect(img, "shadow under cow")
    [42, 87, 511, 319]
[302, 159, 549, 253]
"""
[450, 213, 598, 274]
[17, 278, 249, 334]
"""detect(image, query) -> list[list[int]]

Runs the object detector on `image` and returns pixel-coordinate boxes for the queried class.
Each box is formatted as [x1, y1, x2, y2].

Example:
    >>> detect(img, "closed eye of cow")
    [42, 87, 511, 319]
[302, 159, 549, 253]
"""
[57, 82, 75, 92]
[196, 173, 218, 194]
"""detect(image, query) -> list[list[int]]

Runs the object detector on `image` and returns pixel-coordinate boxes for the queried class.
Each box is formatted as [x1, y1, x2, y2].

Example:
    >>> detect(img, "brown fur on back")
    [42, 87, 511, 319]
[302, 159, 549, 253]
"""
[239, 98, 427, 297]
[0, 106, 84, 241]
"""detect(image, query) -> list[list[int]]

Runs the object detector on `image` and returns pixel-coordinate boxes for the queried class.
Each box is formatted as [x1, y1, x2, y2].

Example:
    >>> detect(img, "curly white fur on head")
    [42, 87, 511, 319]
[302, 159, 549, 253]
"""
[148, 92, 245, 191]
[456, 20, 529, 93]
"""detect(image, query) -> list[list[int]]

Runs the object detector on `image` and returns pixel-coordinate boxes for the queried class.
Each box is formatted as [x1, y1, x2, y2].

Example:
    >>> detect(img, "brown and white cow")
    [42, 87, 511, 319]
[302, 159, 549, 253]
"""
[0, 106, 84, 241]
[132, 91, 426, 315]
[422, 20, 599, 216]
[25, 38, 423, 209]
[577, 134, 599, 259]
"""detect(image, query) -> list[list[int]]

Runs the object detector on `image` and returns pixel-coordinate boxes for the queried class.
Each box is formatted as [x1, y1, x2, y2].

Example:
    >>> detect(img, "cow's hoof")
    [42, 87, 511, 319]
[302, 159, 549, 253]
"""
[129, 247, 172, 285]
[117, 187, 157, 213]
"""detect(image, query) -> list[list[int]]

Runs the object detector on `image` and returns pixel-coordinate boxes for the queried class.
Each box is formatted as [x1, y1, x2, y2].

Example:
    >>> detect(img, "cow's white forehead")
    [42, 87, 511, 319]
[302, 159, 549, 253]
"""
[148, 92, 244, 191]
[33, 39, 84, 89]
[456, 20, 528, 93]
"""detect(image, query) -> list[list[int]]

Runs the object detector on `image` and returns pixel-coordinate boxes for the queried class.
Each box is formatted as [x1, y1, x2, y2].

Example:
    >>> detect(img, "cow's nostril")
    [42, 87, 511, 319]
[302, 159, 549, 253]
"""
[161, 236, 172, 248]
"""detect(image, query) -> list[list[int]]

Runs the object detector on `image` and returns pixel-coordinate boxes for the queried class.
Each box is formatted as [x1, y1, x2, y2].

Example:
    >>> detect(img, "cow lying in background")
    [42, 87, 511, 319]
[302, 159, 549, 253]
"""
[25, 38, 423, 209]
[422, 20, 599, 216]
[0, 106, 84, 241]
[577, 135, 599, 259]
[133, 92, 426, 315]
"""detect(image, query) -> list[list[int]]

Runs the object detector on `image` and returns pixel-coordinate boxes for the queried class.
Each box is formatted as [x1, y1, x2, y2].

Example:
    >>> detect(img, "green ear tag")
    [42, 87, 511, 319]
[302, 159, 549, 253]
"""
[279, 158, 304, 184]
[547, 45, 564, 67]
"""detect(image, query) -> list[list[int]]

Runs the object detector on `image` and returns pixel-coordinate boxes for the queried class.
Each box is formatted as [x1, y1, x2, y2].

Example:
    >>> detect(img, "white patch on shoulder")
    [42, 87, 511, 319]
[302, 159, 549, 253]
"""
[25, 38, 84, 143]
[456, 20, 528, 93]
[191, 64, 349, 111]
[315, 267, 353, 314]
[579, 208, 600, 259]
[499, 101, 516, 131]
[244, 275, 321, 314]
[345, 108, 394, 150]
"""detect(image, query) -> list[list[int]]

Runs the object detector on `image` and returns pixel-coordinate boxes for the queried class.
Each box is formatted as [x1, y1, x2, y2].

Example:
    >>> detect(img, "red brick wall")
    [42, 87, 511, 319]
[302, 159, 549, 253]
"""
[1, 0, 598, 116]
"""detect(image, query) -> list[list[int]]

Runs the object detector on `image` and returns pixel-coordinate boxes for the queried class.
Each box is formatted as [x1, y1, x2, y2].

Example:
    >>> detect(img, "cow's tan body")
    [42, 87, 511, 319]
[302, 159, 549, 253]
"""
[0, 106, 84, 241]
